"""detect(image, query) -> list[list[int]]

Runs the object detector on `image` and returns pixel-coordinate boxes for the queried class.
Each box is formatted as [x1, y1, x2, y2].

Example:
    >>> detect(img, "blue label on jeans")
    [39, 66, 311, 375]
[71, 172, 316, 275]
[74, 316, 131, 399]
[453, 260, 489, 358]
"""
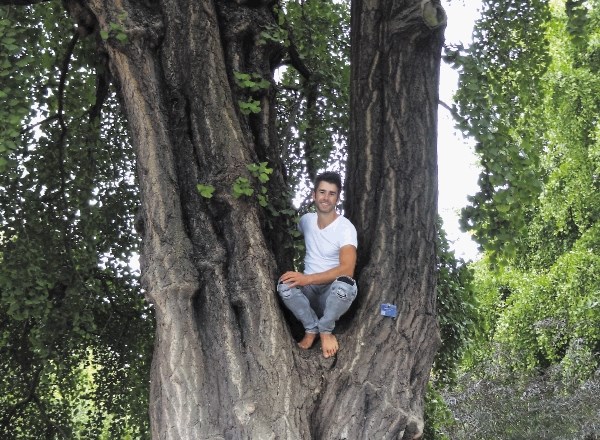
[380, 303, 397, 318]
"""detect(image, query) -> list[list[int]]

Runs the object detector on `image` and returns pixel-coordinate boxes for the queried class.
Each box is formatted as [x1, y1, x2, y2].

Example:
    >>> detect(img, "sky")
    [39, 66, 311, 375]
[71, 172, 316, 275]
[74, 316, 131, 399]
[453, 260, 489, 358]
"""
[437, 0, 483, 261]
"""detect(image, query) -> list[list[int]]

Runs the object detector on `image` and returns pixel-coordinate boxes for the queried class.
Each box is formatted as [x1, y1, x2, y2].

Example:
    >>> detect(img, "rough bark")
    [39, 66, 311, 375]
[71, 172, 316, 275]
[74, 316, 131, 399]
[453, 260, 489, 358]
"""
[59, 0, 445, 438]
[341, 0, 447, 438]
[70, 0, 310, 438]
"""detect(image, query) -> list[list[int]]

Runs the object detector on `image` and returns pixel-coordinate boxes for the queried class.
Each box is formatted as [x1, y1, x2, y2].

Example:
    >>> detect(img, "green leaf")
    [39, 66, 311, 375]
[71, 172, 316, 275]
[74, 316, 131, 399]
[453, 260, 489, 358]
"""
[238, 99, 261, 115]
[232, 177, 253, 198]
[196, 184, 215, 199]
[15, 58, 30, 68]
[257, 194, 268, 207]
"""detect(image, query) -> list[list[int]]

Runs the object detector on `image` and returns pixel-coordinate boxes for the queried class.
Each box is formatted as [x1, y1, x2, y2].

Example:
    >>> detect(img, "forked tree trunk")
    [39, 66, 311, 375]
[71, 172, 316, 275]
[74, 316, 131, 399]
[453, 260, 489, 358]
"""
[67, 0, 445, 438]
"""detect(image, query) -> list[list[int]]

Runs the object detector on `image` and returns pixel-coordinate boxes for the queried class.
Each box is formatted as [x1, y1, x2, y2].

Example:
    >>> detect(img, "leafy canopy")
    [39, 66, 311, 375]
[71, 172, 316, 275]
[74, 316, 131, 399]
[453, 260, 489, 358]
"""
[452, 0, 600, 393]
[0, 4, 152, 438]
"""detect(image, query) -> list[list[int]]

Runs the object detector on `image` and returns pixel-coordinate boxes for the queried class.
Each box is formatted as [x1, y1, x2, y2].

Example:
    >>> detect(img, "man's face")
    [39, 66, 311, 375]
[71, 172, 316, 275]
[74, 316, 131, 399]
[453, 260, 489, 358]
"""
[313, 181, 339, 214]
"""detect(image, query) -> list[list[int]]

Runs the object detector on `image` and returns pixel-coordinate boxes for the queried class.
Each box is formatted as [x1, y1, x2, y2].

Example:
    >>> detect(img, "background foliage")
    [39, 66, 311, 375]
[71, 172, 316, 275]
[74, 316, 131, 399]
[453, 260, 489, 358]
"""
[1, 4, 152, 438]
[276, 0, 350, 207]
[437, 0, 600, 437]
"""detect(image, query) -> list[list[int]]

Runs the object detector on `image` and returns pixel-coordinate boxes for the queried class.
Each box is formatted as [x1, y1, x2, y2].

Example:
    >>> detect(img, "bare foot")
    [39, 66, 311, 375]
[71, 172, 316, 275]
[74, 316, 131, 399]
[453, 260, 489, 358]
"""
[320, 333, 338, 358]
[298, 332, 318, 350]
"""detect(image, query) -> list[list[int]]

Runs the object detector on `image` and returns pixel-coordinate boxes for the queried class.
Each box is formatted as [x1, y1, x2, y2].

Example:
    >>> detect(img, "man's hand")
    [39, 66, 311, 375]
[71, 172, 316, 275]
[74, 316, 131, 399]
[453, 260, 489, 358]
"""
[279, 271, 311, 288]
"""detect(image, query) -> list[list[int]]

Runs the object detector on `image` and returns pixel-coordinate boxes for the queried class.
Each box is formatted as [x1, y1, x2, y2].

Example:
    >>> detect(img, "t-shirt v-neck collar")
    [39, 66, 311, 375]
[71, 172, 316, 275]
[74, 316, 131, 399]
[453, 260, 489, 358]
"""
[316, 213, 340, 230]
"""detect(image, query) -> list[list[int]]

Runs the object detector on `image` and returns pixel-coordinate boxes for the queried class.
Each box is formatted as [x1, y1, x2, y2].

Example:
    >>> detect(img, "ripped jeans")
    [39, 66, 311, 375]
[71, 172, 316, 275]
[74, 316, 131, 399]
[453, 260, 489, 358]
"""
[277, 276, 358, 334]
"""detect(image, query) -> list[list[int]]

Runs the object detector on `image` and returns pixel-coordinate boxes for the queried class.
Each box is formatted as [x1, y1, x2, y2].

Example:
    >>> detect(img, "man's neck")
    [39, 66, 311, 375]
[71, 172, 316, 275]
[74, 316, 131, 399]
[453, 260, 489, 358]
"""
[316, 211, 339, 229]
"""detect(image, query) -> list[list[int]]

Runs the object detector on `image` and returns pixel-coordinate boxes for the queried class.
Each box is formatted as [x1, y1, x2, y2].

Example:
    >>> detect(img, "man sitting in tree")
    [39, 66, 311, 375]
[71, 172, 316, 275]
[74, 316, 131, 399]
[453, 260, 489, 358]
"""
[278, 171, 358, 358]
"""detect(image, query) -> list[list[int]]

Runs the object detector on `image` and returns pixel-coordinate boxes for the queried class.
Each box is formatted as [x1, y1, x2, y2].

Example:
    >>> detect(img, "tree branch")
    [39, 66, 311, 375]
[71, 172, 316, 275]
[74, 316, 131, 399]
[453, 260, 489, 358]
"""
[19, 114, 60, 135]
[88, 53, 111, 122]
[279, 15, 312, 80]
[280, 93, 304, 161]
[33, 394, 70, 439]
[277, 82, 302, 92]
[303, 82, 319, 182]
[0, 367, 42, 431]
[439, 98, 463, 123]
[56, 29, 79, 258]
[287, 39, 312, 80]
[57, 31, 79, 133]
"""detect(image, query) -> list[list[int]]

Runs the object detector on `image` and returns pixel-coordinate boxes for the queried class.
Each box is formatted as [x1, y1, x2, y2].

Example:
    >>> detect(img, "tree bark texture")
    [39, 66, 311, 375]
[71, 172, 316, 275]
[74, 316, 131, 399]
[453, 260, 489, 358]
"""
[65, 0, 445, 438]
[343, 0, 446, 438]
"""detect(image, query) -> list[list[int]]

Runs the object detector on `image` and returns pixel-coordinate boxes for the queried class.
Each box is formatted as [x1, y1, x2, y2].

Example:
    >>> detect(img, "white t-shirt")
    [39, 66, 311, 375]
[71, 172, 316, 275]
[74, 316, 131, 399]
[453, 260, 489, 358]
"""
[299, 212, 358, 275]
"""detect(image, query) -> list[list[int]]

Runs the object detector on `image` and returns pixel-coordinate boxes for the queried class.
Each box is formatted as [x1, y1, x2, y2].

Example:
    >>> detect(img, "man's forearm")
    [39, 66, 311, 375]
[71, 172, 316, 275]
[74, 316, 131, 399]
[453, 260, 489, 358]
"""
[279, 266, 353, 288]
[280, 245, 356, 288]
[305, 265, 353, 285]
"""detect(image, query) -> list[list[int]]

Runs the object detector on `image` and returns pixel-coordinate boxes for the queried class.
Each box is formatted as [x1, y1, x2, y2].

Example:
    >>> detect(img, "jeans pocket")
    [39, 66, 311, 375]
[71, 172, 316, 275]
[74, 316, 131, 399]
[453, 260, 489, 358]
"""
[337, 276, 355, 286]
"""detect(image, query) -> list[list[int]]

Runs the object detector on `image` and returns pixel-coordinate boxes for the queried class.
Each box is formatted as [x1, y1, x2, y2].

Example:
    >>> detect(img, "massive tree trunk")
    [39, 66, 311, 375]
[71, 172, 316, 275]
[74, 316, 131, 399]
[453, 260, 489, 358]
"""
[63, 0, 445, 438]
[75, 1, 310, 438]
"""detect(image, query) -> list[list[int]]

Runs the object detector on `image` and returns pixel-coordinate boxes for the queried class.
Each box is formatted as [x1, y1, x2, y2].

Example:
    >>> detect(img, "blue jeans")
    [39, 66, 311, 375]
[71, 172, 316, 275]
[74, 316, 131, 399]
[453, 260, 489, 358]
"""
[277, 276, 358, 334]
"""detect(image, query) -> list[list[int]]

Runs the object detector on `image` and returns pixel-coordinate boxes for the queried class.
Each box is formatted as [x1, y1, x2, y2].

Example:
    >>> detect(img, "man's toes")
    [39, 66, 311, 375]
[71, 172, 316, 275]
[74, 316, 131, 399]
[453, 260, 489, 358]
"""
[321, 339, 338, 358]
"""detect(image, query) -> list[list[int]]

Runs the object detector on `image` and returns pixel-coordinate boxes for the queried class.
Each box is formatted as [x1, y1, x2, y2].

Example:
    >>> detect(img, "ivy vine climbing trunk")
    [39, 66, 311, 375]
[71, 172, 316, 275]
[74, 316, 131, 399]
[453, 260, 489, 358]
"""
[56, 0, 445, 438]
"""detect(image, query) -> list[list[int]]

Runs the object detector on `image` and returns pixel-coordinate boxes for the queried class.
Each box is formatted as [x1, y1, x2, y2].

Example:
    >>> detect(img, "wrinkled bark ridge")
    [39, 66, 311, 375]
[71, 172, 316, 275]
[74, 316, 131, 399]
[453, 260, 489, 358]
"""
[341, 0, 447, 438]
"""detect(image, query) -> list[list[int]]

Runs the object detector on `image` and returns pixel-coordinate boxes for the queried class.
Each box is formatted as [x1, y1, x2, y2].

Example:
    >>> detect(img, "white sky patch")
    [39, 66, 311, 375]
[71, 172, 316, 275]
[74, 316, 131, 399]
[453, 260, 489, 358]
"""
[437, 0, 483, 261]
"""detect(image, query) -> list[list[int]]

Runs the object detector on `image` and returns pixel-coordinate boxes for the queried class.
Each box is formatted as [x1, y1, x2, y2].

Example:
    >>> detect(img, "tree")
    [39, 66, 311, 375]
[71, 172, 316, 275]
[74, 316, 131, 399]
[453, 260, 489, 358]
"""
[441, 0, 600, 436]
[452, 0, 599, 376]
[0, 0, 447, 438]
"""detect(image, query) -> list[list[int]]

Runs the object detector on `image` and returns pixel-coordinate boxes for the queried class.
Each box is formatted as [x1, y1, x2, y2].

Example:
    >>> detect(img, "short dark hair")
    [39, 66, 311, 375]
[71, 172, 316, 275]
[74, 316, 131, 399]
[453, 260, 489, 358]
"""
[314, 171, 342, 194]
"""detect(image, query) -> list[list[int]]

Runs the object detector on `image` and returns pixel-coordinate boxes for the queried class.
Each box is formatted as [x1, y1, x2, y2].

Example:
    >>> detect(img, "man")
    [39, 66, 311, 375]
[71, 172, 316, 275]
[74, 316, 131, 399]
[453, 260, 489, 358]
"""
[277, 171, 358, 358]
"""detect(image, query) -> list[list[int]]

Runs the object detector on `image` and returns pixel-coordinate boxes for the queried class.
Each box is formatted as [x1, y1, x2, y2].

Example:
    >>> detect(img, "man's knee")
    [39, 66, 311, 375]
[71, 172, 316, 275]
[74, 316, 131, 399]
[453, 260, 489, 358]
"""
[277, 280, 300, 299]
[331, 276, 357, 301]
